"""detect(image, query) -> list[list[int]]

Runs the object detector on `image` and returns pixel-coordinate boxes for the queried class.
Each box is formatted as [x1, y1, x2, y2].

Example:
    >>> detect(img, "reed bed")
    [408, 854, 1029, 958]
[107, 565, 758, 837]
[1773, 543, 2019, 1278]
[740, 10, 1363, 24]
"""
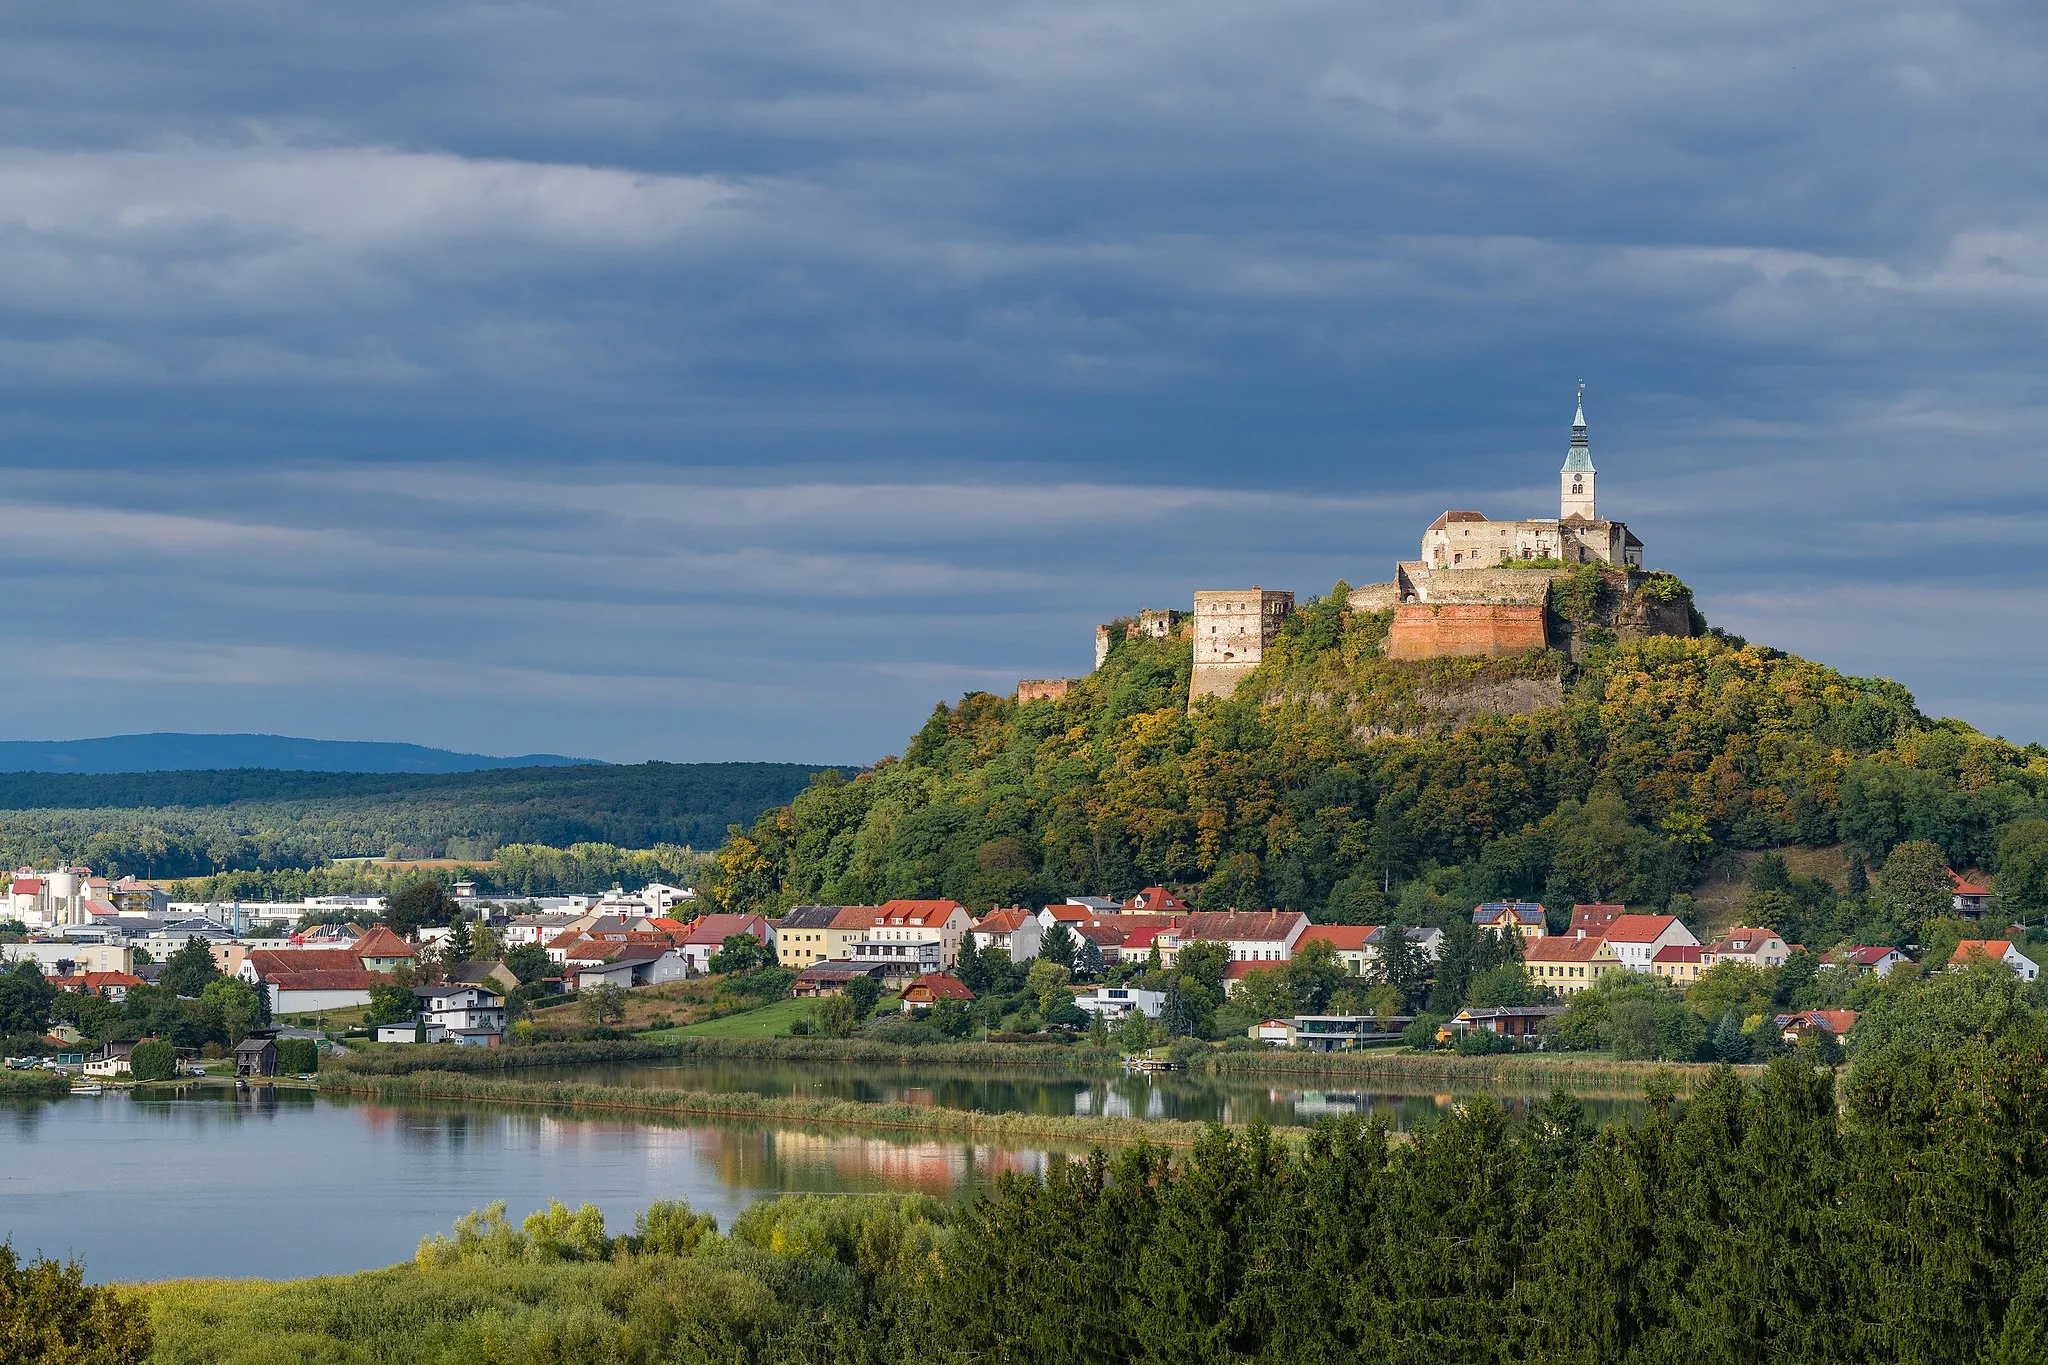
[320, 1069, 1219, 1148]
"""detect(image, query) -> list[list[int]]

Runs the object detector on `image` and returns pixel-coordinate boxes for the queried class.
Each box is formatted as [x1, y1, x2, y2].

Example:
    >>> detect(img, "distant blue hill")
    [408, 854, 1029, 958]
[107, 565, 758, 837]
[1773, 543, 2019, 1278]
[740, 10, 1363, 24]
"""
[0, 733, 603, 775]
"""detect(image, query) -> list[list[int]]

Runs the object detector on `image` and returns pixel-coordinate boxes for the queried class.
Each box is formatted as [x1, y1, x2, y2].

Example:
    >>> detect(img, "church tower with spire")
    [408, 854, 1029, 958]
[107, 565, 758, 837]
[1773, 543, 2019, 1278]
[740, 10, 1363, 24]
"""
[1560, 386, 1595, 521]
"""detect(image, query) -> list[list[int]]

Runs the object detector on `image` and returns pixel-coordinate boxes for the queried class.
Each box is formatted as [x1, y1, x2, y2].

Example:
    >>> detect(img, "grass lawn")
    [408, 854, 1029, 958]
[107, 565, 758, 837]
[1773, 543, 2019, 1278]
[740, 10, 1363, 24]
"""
[642, 996, 815, 1039]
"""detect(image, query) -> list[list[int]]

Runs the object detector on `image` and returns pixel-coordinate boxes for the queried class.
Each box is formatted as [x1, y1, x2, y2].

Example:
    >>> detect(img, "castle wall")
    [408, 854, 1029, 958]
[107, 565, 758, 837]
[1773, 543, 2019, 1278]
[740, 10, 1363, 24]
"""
[1384, 604, 1549, 660]
[1017, 679, 1076, 703]
[1397, 565, 1555, 606]
[1349, 581, 1402, 612]
[1189, 661, 1258, 701]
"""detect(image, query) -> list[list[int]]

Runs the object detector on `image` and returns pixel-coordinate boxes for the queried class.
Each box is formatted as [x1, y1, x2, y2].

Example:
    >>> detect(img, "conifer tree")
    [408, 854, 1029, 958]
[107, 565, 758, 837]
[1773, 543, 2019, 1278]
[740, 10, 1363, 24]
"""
[1161, 979, 1195, 1037]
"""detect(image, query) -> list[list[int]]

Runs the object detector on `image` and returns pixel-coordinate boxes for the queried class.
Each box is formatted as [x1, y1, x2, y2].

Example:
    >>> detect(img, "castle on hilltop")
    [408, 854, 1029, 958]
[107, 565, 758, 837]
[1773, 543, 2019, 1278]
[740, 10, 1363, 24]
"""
[1409, 392, 1642, 576]
[1013, 394, 1688, 706]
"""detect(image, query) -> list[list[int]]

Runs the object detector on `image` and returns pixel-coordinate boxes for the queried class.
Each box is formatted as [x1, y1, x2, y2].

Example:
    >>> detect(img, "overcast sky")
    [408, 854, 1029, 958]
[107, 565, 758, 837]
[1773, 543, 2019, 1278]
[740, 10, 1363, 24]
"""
[0, 1, 2042, 763]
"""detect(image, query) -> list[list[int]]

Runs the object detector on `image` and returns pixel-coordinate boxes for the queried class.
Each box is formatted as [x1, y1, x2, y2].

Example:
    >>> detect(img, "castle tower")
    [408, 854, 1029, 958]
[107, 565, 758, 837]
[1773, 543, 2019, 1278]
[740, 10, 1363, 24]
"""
[1560, 387, 1595, 520]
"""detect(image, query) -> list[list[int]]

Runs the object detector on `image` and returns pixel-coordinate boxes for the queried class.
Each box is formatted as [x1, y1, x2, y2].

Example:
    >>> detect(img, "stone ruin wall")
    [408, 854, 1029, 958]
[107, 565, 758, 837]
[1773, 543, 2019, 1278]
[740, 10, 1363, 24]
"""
[1017, 678, 1077, 703]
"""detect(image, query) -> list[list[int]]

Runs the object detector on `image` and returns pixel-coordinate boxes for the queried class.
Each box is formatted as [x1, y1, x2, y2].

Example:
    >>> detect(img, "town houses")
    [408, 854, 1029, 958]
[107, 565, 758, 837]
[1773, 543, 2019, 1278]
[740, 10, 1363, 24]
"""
[8, 857, 2045, 1075]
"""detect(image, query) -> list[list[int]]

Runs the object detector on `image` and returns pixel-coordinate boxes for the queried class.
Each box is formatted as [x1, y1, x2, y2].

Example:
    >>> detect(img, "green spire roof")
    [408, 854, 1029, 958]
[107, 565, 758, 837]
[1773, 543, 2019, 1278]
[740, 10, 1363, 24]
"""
[1562, 389, 1594, 473]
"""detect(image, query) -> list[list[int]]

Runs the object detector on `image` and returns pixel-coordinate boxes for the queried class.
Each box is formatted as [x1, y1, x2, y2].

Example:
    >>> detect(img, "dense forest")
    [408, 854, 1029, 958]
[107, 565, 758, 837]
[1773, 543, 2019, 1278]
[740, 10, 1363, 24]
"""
[0, 763, 844, 878]
[164, 841, 711, 903]
[30, 967, 2048, 1363]
[703, 576, 2048, 953]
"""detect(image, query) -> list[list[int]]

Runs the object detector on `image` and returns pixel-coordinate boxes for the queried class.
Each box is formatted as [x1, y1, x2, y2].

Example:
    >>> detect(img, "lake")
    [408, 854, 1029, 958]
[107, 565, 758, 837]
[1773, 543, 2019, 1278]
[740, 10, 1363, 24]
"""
[1, 1063, 1650, 1282]
[519, 1057, 1656, 1130]
[0, 1087, 1059, 1283]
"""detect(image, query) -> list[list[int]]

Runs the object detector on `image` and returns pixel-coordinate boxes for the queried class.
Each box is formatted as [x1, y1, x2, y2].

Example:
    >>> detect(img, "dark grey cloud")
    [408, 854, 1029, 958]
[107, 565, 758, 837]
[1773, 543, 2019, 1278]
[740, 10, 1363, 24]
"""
[0, 0, 2042, 757]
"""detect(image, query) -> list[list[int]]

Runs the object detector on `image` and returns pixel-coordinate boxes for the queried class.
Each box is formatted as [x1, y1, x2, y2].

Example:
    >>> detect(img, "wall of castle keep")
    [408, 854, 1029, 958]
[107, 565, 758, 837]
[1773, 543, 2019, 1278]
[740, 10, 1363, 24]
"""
[1384, 604, 1549, 660]
[1017, 678, 1076, 703]
[1189, 588, 1294, 701]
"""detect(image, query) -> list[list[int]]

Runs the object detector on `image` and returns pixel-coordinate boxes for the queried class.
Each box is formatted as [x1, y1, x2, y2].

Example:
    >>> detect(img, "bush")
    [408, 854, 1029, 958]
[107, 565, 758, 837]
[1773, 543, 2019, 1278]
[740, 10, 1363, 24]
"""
[865, 1020, 947, 1047]
[0, 1242, 152, 1362]
[129, 1040, 178, 1081]
[1453, 1027, 1515, 1055]
[276, 1038, 318, 1074]
[1402, 1013, 1446, 1049]
[629, 1199, 718, 1257]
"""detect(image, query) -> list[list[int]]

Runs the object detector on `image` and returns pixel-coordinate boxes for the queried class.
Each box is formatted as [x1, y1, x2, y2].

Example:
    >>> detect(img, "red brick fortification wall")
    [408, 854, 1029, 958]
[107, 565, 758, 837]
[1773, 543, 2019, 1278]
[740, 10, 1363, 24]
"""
[1017, 678, 1076, 702]
[1384, 605, 1549, 660]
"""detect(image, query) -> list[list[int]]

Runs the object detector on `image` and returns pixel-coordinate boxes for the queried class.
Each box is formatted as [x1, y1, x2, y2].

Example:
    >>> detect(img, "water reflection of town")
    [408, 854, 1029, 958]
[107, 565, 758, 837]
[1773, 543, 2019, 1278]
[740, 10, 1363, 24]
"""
[1068, 1078, 1647, 1130]
[510, 1062, 1653, 1133]
[348, 1098, 1058, 1199]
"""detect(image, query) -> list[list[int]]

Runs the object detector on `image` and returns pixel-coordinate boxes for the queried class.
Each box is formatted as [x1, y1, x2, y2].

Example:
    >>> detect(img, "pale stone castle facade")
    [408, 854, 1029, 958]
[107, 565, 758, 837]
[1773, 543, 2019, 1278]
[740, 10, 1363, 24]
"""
[1028, 395, 1678, 704]
[1411, 395, 1641, 576]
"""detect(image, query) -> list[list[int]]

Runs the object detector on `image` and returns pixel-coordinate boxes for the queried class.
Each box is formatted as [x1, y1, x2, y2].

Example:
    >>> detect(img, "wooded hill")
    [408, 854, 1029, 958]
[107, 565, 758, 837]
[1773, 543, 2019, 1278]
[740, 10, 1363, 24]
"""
[0, 762, 843, 879]
[705, 575, 2048, 949]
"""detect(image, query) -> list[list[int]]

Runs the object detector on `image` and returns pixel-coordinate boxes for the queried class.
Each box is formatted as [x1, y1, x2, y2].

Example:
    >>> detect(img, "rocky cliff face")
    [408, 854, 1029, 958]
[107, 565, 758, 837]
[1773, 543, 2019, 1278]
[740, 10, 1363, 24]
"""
[1546, 568, 1695, 660]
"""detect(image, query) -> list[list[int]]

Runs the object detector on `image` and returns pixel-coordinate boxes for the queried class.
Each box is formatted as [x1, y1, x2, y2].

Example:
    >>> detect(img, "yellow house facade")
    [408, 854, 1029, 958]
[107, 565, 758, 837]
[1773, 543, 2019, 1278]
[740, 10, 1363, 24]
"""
[1523, 935, 1620, 995]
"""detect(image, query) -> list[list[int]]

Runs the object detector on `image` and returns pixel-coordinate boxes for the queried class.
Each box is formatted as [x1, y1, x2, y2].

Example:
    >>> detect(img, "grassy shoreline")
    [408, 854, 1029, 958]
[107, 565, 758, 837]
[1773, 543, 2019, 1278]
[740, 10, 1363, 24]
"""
[329, 1032, 1716, 1093]
[318, 1069, 1221, 1147]
[327, 1035, 1126, 1076]
[0, 1067, 70, 1097]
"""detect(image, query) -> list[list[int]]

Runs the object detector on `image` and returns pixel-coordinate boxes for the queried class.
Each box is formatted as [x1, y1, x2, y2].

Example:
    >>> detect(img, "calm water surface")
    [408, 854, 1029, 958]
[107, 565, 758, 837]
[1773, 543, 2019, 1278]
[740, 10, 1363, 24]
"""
[2, 1064, 1651, 1282]
[0, 1086, 1059, 1283]
[530, 1058, 1654, 1130]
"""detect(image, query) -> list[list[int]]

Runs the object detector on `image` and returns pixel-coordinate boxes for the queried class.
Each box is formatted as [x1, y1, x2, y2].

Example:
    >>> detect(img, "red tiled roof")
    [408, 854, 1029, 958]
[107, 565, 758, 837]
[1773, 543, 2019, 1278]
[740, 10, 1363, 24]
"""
[1652, 944, 1704, 964]
[1301, 925, 1377, 952]
[1181, 911, 1306, 943]
[1836, 944, 1905, 967]
[1570, 903, 1625, 930]
[1120, 927, 1167, 951]
[1955, 940, 2016, 961]
[10, 878, 40, 894]
[584, 945, 673, 966]
[1526, 936, 1609, 964]
[877, 900, 966, 925]
[1778, 1009, 1859, 1035]
[829, 905, 882, 931]
[266, 968, 381, 991]
[1125, 887, 1187, 912]
[973, 909, 1034, 932]
[901, 972, 975, 1002]
[1951, 870, 1991, 897]
[1426, 509, 1489, 530]
[681, 913, 767, 946]
[1604, 914, 1683, 944]
[248, 948, 362, 978]
[1042, 905, 1093, 922]
[1071, 924, 1126, 946]
[1707, 928, 1783, 955]
[351, 926, 415, 959]
[82, 972, 144, 991]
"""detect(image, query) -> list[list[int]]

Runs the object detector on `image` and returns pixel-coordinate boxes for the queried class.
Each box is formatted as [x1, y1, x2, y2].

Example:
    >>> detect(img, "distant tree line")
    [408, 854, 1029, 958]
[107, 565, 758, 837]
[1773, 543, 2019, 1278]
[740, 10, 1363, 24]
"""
[0, 762, 838, 877]
[167, 841, 712, 904]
